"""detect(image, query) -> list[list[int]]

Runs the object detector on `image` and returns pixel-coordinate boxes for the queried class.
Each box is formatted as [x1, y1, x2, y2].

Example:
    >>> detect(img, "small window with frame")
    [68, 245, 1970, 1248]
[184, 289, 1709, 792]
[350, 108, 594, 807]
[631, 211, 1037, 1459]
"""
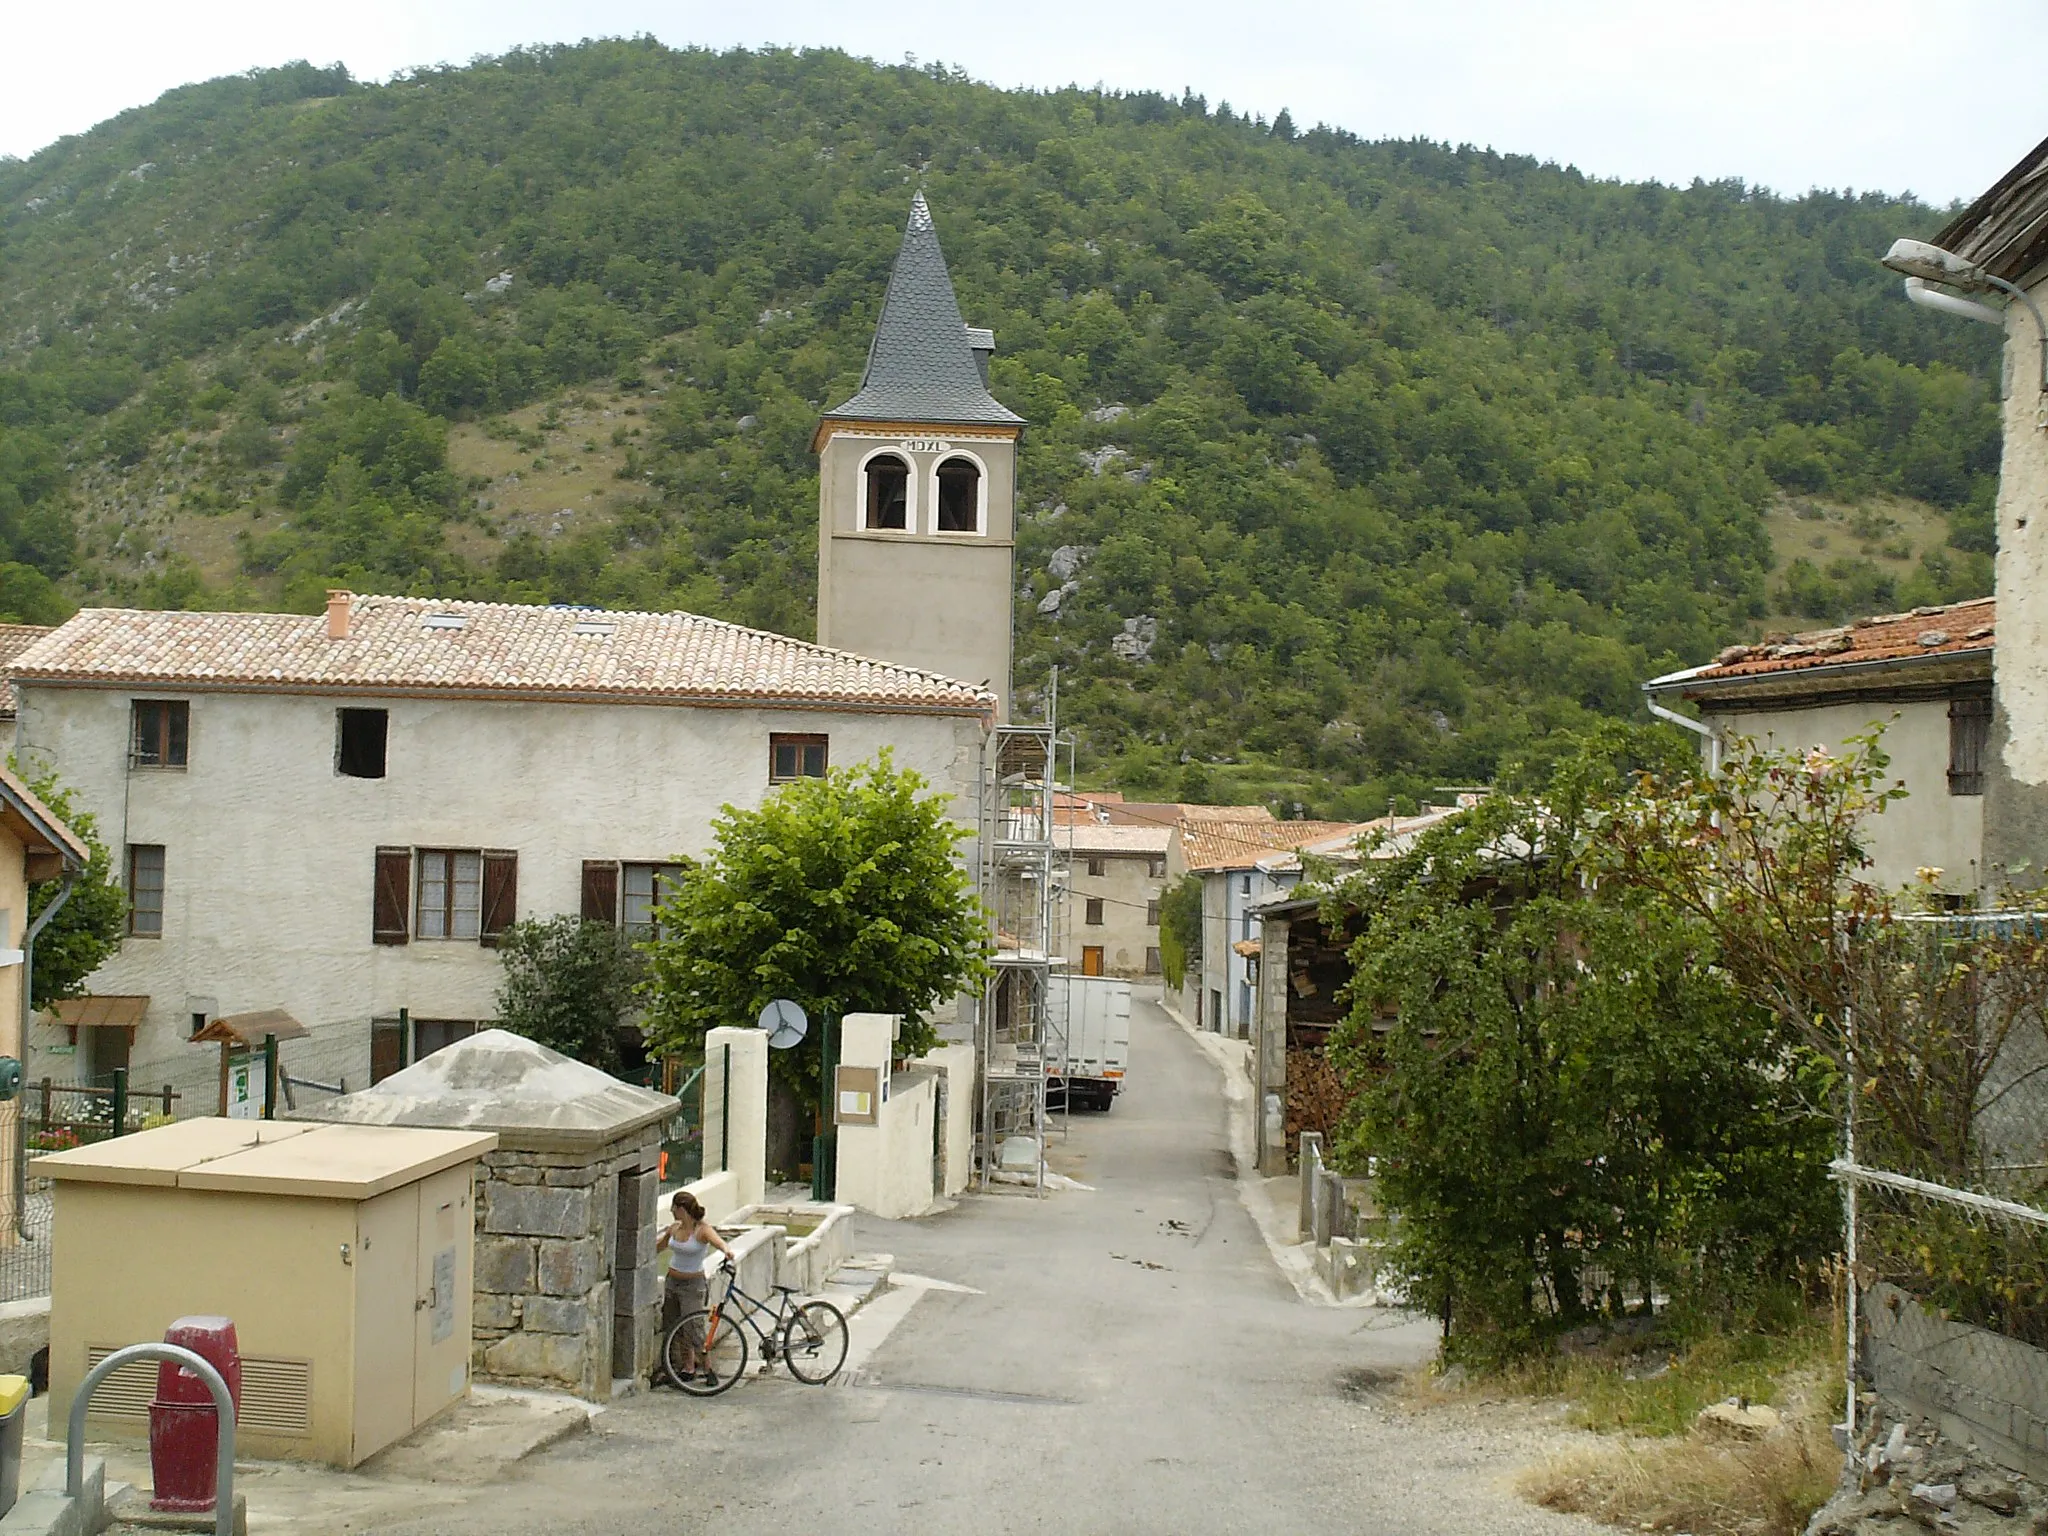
[131, 700, 189, 769]
[127, 844, 165, 937]
[770, 734, 829, 783]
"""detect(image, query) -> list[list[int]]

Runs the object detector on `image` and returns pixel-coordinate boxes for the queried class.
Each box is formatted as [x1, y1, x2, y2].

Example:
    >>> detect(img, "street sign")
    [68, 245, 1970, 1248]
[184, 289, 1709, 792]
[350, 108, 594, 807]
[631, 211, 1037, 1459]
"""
[758, 998, 808, 1050]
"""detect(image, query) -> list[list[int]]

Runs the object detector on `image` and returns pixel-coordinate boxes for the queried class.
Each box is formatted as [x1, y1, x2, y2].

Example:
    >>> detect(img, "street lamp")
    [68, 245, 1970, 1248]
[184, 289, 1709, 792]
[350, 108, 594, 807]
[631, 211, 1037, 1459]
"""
[1883, 237, 2048, 423]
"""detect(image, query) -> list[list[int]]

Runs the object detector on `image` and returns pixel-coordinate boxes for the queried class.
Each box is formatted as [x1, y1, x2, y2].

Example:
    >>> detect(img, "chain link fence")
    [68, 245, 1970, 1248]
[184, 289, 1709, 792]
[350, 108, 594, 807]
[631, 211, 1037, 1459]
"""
[1834, 913, 2048, 1459]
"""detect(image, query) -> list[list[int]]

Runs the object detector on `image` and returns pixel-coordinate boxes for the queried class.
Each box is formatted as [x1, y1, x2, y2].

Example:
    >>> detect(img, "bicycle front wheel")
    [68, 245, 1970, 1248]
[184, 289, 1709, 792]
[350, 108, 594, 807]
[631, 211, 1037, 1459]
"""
[781, 1300, 849, 1384]
[666, 1309, 747, 1396]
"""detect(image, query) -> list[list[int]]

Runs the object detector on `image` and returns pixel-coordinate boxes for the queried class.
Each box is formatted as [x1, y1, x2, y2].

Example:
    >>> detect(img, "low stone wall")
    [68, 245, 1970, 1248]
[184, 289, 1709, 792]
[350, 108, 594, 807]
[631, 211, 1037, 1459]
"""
[729, 1203, 855, 1295]
[1863, 1280, 2048, 1481]
[0, 1297, 49, 1379]
[473, 1133, 660, 1400]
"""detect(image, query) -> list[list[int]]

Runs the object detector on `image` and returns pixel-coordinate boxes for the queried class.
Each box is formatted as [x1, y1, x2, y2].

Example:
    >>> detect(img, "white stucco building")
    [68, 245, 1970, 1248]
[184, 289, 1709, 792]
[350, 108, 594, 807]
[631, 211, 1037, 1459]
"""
[1897, 147, 2048, 883]
[1643, 596, 1993, 901]
[9, 592, 993, 1101]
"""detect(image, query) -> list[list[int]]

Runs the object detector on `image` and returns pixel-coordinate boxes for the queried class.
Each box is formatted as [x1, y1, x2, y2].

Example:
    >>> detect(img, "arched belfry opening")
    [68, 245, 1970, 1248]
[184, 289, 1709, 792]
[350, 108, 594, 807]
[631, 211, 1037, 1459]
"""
[812, 194, 1026, 718]
[865, 454, 910, 530]
[935, 456, 980, 533]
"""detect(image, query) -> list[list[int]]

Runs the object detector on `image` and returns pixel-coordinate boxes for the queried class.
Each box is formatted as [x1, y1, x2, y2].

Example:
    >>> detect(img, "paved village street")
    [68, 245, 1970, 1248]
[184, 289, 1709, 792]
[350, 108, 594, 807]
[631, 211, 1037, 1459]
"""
[374, 994, 1601, 1536]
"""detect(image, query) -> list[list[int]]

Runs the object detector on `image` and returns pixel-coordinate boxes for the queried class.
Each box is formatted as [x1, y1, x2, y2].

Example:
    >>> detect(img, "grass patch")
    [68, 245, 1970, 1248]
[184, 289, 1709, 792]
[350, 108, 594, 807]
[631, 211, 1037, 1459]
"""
[1437, 1311, 1846, 1536]
[1520, 1411, 1840, 1536]
[1485, 1313, 1837, 1437]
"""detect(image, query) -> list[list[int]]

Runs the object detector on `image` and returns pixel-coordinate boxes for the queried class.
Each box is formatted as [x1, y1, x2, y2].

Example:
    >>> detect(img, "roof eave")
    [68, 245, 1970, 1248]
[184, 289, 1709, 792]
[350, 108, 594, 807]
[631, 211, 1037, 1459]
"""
[11, 672, 997, 720]
[1643, 645, 1994, 701]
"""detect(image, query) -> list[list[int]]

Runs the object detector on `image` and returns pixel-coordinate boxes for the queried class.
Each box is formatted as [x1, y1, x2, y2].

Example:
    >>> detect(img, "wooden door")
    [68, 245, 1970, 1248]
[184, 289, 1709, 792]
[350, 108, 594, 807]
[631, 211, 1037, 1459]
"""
[412, 1164, 472, 1425]
[1081, 946, 1105, 977]
[352, 1186, 418, 1465]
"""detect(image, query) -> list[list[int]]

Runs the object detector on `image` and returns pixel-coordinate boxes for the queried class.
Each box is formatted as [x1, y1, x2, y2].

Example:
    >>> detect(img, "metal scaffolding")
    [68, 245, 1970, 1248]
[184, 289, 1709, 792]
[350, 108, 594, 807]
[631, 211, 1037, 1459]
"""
[976, 719, 1071, 1190]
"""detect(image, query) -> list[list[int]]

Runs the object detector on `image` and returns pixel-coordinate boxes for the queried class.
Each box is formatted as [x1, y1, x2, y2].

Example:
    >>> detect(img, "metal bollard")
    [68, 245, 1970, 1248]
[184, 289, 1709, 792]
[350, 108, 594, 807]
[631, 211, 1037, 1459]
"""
[69, 1343, 235, 1536]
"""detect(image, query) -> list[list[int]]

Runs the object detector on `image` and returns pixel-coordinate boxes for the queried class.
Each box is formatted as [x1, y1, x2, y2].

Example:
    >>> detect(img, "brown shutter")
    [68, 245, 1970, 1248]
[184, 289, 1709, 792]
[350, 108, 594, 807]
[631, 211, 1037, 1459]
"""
[480, 852, 519, 946]
[373, 848, 411, 945]
[581, 860, 619, 925]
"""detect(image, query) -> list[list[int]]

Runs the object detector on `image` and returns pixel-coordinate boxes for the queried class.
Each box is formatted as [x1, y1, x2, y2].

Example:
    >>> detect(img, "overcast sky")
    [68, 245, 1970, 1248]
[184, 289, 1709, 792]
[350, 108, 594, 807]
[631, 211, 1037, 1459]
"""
[4, 0, 2042, 206]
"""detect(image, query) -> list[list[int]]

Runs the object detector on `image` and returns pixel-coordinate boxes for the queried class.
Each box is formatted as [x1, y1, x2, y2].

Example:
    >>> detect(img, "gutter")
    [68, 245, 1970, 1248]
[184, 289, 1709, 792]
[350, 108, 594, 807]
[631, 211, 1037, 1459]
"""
[1640, 645, 1994, 702]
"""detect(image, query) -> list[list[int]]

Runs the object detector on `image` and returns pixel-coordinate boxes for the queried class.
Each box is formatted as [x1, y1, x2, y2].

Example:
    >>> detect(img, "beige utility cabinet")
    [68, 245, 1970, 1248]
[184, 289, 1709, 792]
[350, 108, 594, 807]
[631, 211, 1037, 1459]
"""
[37, 1117, 497, 1468]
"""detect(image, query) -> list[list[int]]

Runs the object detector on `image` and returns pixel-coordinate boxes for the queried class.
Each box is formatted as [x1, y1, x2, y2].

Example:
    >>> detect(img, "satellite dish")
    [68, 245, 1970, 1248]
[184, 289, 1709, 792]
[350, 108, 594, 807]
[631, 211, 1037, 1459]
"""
[758, 999, 808, 1050]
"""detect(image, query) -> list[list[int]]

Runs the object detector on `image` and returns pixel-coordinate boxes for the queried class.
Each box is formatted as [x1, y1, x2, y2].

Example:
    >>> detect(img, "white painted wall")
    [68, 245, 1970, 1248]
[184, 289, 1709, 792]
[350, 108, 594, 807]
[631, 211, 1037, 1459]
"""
[922, 1041, 975, 1198]
[832, 1012, 937, 1219]
[698, 1026, 767, 1211]
[1199, 867, 1297, 1036]
[1705, 697, 1983, 896]
[12, 685, 985, 1104]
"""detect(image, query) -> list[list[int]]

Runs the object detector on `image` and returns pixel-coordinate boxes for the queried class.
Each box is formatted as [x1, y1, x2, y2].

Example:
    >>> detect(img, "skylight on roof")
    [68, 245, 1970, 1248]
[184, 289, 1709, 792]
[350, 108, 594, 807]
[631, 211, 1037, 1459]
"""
[422, 614, 468, 631]
[571, 621, 615, 637]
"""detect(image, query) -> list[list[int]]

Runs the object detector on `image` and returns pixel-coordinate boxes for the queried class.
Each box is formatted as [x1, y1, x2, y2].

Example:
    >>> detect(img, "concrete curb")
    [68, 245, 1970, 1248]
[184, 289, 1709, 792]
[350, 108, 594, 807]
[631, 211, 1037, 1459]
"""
[1164, 1003, 1365, 1310]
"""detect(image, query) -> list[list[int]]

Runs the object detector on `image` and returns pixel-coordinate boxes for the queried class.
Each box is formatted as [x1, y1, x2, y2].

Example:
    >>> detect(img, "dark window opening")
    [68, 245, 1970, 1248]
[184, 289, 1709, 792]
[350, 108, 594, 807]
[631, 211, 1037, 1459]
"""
[127, 844, 165, 937]
[1949, 696, 1991, 796]
[771, 734, 829, 782]
[1085, 897, 1105, 926]
[337, 708, 389, 778]
[1085, 857, 1105, 877]
[190, 1013, 208, 1039]
[131, 700, 189, 768]
[413, 1019, 479, 1059]
[864, 455, 909, 531]
[1145, 946, 1162, 974]
[370, 1017, 408, 1083]
[935, 457, 980, 532]
[1146, 899, 1161, 926]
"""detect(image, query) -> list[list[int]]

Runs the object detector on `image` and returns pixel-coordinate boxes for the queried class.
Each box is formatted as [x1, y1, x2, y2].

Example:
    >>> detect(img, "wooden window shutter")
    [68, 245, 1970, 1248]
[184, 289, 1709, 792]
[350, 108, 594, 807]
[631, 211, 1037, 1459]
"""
[480, 853, 519, 946]
[373, 848, 412, 945]
[581, 860, 619, 925]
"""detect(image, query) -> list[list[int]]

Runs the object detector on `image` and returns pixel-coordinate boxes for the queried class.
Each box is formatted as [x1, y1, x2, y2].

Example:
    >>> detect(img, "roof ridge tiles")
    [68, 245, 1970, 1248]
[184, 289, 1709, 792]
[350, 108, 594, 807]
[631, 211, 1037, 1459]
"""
[11, 596, 997, 714]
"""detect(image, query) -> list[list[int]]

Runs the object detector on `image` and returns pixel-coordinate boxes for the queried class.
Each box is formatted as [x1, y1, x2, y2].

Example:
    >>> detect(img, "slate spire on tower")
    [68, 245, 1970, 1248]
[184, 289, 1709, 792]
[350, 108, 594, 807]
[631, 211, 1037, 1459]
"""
[821, 193, 1024, 428]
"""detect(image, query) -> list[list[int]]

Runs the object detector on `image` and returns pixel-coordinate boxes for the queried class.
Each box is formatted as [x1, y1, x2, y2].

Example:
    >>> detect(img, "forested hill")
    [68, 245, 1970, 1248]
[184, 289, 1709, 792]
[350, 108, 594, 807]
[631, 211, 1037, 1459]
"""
[0, 44, 2003, 814]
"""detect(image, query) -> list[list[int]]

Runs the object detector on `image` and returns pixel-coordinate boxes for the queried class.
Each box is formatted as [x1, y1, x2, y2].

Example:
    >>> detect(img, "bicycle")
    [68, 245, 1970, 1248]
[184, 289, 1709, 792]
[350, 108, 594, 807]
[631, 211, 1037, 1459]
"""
[663, 1273, 849, 1396]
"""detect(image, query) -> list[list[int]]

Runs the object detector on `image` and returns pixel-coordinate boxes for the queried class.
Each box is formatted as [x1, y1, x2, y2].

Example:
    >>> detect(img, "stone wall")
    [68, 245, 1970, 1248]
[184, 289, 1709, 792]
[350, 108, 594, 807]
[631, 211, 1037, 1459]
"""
[1864, 1280, 2048, 1482]
[472, 1133, 661, 1400]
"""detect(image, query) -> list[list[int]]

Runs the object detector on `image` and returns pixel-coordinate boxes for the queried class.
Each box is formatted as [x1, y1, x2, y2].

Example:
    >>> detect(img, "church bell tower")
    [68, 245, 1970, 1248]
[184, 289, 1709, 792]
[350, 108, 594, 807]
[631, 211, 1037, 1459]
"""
[813, 194, 1024, 719]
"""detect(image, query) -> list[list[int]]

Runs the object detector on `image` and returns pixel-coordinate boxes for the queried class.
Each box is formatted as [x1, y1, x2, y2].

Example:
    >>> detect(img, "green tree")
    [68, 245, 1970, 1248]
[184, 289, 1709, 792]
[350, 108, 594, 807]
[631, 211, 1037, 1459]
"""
[492, 915, 643, 1074]
[1329, 728, 1839, 1359]
[640, 753, 987, 1114]
[1156, 872, 1203, 990]
[20, 769, 128, 1010]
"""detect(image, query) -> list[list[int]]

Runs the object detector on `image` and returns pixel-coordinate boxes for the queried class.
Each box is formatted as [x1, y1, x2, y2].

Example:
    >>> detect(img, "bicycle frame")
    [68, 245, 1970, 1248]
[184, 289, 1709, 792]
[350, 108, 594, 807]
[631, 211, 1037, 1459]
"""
[701, 1275, 796, 1355]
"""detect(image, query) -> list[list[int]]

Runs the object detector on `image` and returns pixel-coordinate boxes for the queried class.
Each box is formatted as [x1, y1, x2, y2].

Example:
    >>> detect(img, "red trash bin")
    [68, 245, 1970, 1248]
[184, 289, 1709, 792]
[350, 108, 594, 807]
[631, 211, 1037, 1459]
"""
[149, 1316, 241, 1513]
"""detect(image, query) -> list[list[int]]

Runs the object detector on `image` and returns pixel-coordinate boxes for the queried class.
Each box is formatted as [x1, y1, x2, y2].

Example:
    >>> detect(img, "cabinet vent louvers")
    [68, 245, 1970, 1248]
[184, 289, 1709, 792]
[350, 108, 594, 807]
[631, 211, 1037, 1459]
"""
[84, 1347, 313, 1436]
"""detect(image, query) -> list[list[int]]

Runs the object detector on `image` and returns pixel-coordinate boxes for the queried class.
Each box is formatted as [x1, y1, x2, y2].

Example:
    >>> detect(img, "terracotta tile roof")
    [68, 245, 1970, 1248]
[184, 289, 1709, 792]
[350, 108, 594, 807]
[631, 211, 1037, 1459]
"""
[11, 596, 996, 715]
[0, 624, 54, 717]
[1067, 824, 1172, 856]
[1178, 819, 1372, 873]
[1650, 597, 1994, 690]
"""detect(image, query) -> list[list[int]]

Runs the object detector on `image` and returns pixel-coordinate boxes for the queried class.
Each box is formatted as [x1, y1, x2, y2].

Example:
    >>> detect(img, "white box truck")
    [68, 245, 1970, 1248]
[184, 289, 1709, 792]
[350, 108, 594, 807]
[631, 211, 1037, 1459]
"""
[1049, 975, 1132, 1111]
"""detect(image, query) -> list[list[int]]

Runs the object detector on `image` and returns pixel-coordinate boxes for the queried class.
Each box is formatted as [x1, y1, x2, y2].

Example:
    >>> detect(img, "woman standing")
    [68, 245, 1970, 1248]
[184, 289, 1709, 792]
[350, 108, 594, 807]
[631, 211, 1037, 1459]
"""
[657, 1190, 734, 1386]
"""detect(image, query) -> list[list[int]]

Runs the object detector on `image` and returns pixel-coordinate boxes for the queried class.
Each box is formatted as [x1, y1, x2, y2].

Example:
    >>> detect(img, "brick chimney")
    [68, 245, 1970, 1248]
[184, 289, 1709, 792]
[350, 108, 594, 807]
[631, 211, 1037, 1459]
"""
[326, 589, 353, 641]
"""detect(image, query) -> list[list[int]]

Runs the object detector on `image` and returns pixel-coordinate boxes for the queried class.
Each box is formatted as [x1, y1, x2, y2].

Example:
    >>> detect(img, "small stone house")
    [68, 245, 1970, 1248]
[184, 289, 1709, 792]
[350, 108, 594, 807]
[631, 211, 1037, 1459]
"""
[291, 1029, 675, 1399]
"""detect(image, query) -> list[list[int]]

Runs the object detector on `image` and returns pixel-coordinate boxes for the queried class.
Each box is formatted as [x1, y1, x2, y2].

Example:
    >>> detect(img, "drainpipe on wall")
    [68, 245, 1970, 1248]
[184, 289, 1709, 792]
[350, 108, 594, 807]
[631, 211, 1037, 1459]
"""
[18, 869, 74, 1238]
[1646, 697, 1722, 776]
